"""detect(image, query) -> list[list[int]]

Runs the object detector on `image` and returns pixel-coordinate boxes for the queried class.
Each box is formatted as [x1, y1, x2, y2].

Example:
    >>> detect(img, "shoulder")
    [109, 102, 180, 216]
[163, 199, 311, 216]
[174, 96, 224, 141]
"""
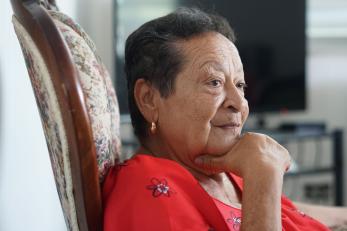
[103, 154, 181, 201]
[103, 155, 183, 202]
[103, 154, 197, 197]
[102, 154, 210, 230]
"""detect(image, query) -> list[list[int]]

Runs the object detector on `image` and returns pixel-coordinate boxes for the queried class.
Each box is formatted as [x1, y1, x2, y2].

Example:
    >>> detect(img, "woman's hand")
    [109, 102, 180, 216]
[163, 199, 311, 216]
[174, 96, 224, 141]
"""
[194, 132, 291, 178]
[195, 132, 291, 231]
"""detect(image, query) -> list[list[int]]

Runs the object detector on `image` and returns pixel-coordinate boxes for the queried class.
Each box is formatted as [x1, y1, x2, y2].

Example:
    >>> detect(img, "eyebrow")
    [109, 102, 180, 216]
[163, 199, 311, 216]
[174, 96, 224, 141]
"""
[199, 60, 244, 77]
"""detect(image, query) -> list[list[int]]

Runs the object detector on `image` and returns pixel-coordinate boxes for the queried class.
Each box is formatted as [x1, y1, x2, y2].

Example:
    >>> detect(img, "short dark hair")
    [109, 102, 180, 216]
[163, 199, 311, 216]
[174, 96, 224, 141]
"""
[125, 7, 236, 139]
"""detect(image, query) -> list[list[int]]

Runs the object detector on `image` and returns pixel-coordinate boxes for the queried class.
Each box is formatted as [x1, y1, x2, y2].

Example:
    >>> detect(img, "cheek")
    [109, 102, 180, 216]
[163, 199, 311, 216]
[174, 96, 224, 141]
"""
[167, 95, 221, 152]
[186, 96, 222, 146]
[190, 101, 216, 123]
[189, 94, 223, 128]
[160, 94, 214, 134]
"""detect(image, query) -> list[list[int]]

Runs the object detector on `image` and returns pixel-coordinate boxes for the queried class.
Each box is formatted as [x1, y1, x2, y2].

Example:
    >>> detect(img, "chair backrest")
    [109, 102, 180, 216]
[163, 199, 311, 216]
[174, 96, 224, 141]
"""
[10, 0, 121, 230]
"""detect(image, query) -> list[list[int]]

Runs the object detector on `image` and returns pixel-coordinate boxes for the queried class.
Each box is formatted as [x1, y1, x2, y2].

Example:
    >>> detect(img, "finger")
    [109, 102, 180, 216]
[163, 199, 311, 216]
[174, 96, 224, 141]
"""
[194, 155, 227, 172]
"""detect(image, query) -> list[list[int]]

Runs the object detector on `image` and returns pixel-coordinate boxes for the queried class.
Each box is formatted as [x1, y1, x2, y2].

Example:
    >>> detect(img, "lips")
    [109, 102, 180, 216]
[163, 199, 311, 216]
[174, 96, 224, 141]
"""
[212, 121, 241, 128]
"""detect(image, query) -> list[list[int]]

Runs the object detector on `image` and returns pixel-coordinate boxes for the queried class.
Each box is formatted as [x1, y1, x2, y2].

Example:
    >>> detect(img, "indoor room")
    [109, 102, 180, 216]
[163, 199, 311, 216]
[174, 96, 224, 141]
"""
[1, 0, 346, 230]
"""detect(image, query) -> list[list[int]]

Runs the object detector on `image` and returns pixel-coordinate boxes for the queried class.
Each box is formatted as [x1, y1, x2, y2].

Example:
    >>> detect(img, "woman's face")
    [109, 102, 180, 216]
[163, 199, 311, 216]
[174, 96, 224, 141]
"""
[154, 32, 249, 168]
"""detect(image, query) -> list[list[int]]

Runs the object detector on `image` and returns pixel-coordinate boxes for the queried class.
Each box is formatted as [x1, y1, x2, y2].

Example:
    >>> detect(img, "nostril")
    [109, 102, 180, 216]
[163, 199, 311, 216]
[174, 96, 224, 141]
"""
[227, 105, 239, 113]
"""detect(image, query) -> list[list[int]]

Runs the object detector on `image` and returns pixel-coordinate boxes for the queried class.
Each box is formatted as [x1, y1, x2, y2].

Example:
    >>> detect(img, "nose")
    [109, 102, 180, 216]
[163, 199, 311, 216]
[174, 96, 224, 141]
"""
[222, 83, 248, 112]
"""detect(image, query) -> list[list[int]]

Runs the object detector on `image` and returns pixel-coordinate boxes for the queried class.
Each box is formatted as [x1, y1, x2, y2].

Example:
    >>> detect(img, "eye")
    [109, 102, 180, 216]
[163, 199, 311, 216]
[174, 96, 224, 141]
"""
[236, 82, 248, 92]
[208, 79, 223, 88]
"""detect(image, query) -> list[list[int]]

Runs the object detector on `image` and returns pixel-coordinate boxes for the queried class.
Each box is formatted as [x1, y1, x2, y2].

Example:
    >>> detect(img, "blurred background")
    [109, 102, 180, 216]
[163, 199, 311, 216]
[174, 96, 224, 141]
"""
[1, 0, 347, 230]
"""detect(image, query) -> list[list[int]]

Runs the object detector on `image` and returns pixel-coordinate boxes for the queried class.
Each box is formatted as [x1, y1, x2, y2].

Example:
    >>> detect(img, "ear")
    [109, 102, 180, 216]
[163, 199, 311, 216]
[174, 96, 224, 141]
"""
[134, 79, 159, 123]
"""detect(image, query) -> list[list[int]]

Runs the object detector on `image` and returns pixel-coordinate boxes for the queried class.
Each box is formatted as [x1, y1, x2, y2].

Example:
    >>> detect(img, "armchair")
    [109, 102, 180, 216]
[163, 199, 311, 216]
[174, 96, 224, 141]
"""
[10, 0, 121, 230]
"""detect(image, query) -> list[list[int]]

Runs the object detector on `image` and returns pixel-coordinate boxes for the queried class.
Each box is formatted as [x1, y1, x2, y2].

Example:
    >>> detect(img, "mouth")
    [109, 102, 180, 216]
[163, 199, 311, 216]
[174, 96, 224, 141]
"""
[213, 122, 241, 129]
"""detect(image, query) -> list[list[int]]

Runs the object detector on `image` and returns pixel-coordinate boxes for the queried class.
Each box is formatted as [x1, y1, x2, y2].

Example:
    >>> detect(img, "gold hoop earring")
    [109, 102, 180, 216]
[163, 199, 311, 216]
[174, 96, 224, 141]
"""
[150, 122, 157, 134]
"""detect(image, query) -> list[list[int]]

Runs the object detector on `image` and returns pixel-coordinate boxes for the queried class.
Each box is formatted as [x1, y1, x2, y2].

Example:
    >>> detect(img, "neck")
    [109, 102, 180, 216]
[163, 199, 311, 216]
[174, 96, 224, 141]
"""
[136, 145, 225, 183]
[136, 144, 242, 205]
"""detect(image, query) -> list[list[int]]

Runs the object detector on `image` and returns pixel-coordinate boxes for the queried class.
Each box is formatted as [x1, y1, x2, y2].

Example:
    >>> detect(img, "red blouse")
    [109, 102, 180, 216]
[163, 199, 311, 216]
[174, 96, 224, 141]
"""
[103, 154, 330, 231]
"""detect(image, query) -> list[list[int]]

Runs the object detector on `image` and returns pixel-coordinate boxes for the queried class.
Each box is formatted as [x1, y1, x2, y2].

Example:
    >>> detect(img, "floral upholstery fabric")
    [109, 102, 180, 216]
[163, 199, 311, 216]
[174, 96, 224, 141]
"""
[49, 10, 121, 181]
[12, 8, 121, 231]
[13, 17, 78, 231]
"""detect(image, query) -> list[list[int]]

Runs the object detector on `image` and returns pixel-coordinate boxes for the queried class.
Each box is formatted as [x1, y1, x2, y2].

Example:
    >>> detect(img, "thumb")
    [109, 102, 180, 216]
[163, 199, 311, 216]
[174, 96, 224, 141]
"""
[194, 154, 226, 173]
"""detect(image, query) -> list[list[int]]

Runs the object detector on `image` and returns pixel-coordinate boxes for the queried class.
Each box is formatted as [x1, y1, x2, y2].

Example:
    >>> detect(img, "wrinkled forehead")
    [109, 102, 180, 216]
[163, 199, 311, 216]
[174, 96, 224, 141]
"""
[178, 32, 243, 74]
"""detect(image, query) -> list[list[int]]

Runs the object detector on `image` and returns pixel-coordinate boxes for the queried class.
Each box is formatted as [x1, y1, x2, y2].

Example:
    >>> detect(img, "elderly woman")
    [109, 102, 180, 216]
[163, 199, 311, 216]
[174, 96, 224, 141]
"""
[103, 8, 347, 231]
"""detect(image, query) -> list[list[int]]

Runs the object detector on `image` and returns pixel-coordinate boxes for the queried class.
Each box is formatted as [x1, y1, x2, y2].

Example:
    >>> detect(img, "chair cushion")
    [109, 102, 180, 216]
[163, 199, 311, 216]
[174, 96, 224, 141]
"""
[12, 16, 78, 231]
[49, 11, 121, 182]
[12, 9, 121, 231]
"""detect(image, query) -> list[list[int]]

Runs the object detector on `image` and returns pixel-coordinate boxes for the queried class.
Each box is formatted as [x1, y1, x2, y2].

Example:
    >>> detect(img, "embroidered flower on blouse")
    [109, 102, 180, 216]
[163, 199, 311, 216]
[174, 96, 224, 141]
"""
[146, 178, 174, 197]
[226, 211, 242, 231]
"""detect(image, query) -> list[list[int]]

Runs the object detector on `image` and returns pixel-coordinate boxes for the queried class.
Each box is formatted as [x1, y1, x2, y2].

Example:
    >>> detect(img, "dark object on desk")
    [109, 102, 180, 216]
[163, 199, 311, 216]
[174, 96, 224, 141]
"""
[278, 122, 326, 134]
[115, 0, 306, 114]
